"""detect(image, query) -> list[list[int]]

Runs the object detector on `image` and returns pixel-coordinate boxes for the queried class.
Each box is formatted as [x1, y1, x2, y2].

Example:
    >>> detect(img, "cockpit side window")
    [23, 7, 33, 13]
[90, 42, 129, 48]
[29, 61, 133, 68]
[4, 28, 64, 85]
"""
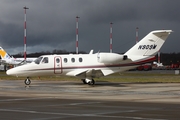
[34, 57, 43, 64]
[41, 57, 49, 64]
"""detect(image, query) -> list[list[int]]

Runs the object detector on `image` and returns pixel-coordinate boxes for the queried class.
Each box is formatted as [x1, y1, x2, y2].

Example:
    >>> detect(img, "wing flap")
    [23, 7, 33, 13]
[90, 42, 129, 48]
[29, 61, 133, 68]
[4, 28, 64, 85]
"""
[66, 69, 88, 77]
[66, 69, 105, 78]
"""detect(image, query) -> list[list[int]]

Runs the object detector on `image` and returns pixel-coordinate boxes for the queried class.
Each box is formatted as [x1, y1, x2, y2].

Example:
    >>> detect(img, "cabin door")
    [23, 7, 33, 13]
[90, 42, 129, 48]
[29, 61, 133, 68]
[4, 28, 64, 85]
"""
[54, 56, 62, 74]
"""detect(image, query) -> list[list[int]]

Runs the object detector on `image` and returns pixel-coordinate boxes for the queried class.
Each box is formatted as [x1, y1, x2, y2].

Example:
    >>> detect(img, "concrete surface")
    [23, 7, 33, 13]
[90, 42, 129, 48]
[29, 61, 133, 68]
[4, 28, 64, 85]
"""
[0, 80, 180, 120]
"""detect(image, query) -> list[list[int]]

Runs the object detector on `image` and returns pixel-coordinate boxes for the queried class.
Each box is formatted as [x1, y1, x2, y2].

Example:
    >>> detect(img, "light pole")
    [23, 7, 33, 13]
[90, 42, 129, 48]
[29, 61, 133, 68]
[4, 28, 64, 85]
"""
[23, 6, 29, 61]
[110, 22, 113, 53]
[136, 27, 139, 44]
[76, 16, 80, 54]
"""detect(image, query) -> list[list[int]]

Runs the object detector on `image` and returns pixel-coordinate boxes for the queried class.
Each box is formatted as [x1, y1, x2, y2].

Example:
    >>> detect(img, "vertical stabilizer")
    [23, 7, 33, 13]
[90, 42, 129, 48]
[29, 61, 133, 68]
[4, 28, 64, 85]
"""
[125, 30, 172, 61]
[0, 47, 11, 60]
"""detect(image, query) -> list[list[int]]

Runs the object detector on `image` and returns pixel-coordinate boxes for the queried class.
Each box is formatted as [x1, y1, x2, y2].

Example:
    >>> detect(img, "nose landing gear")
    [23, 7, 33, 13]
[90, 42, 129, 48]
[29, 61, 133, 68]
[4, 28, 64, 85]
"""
[24, 77, 31, 85]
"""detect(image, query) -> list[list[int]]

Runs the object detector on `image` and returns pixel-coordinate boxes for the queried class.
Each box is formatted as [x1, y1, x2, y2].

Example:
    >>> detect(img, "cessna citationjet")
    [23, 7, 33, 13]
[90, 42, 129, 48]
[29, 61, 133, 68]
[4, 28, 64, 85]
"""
[6, 30, 172, 85]
[0, 47, 36, 65]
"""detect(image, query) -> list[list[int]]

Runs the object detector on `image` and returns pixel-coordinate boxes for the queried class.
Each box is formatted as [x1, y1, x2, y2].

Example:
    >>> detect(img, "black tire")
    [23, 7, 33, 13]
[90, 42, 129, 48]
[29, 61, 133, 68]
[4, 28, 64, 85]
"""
[24, 78, 31, 85]
[88, 79, 95, 85]
[81, 79, 87, 84]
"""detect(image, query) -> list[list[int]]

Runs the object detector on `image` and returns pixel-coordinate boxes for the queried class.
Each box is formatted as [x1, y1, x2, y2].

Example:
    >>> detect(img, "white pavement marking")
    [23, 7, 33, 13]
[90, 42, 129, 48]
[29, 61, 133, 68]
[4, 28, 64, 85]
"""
[0, 97, 53, 102]
[0, 108, 167, 120]
[69, 101, 102, 105]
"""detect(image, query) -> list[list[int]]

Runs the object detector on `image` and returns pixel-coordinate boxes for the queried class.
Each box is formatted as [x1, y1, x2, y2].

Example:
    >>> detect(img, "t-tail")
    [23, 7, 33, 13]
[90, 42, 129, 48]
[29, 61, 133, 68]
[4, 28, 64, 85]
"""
[125, 30, 172, 61]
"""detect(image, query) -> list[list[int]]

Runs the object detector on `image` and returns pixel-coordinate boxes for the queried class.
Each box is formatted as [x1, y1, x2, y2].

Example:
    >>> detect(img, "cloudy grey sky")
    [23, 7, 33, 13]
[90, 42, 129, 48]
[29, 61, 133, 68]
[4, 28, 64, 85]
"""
[0, 0, 179, 55]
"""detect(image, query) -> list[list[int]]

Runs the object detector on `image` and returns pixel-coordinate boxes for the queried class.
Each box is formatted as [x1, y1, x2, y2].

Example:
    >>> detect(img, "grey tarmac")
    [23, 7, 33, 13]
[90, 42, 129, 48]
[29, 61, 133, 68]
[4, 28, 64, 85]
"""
[0, 80, 180, 120]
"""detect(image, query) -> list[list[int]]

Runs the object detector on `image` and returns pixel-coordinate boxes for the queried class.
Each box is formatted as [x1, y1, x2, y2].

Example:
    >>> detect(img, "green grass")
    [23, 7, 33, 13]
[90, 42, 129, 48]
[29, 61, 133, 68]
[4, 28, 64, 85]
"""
[1, 71, 180, 83]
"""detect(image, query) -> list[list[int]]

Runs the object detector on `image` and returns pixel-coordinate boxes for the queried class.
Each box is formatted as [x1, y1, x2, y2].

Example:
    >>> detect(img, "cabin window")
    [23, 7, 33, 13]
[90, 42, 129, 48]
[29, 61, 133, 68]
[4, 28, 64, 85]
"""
[34, 57, 43, 64]
[42, 57, 48, 63]
[71, 58, 75, 63]
[56, 58, 60, 63]
[64, 58, 68, 63]
[79, 58, 83, 62]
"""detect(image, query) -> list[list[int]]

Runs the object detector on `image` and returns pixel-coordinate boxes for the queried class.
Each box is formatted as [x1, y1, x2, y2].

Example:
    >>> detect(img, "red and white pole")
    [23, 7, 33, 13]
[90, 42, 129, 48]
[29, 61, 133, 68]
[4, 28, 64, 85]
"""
[136, 27, 139, 44]
[76, 16, 80, 54]
[23, 6, 29, 60]
[158, 50, 160, 64]
[110, 22, 113, 53]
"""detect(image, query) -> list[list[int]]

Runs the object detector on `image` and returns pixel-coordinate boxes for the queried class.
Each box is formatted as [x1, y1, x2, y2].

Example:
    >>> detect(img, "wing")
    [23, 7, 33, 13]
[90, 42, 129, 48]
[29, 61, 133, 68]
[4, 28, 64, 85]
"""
[65, 58, 133, 79]
[66, 68, 123, 79]
[66, 69, 104, 78]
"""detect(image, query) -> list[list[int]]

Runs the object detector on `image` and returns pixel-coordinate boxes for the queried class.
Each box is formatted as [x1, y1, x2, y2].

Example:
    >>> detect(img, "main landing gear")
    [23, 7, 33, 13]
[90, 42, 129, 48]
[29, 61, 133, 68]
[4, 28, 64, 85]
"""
[24, 77, 31, 85]
[82, 79, 95, 85]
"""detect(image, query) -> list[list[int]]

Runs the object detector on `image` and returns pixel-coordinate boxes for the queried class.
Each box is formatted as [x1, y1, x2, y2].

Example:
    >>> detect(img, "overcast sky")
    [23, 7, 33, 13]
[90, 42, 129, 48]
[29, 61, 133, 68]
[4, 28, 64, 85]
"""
[0, 0, 179, 55]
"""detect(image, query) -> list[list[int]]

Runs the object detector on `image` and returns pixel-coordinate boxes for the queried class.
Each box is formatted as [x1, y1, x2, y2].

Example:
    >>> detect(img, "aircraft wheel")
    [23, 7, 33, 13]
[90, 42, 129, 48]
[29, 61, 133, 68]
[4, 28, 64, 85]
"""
[25, 78, 31, 85]
[88, 79, 95, 85]
[81, 79, 87, 84]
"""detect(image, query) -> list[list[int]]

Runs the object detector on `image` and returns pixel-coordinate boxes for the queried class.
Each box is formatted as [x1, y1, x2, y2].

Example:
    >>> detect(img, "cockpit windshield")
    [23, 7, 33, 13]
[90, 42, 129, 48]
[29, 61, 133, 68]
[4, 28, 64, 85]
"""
[41, 57, 49, 63]
[34, 57, 43, 64]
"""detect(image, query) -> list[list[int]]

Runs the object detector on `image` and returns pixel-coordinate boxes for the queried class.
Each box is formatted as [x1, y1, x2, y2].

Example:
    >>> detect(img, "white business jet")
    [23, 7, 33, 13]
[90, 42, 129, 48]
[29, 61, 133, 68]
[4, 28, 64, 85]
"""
[0, 47, 36, 65]
[6, 30, 172, 85]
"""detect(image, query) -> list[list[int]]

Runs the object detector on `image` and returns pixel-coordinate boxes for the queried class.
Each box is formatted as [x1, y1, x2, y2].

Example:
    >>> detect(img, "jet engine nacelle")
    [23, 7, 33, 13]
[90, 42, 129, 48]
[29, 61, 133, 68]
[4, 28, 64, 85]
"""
[97, 53, 127, 64]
